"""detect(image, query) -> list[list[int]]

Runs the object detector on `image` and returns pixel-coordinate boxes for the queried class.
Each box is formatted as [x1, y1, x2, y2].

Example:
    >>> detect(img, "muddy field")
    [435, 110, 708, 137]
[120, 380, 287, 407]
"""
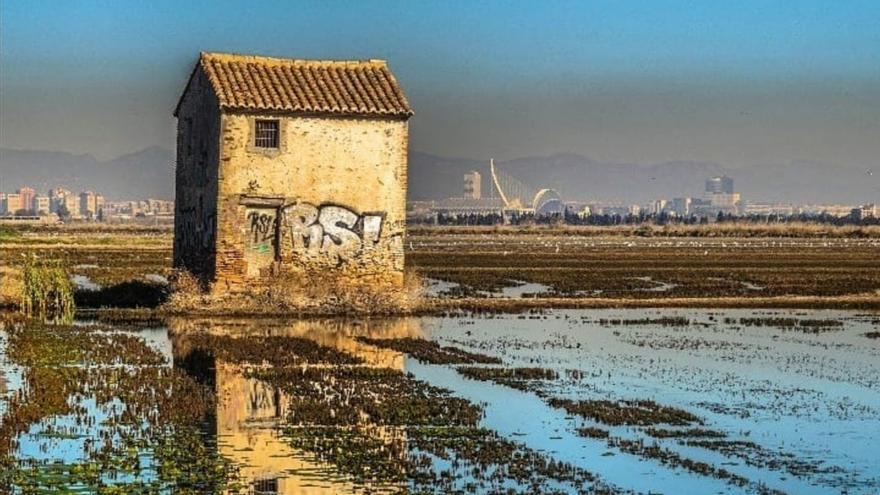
[1, 225, 878, 492]
[410, 234, 880, 301]
[1, 226, 878, 310]
[1, 309, 878, 494]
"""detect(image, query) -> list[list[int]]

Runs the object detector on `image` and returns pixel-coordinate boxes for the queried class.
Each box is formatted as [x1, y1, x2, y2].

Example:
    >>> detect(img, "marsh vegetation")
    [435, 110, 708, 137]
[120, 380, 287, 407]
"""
[2, 224, 879, 315]
[0, 224, 878, 492]
[1, 309, 878, 493]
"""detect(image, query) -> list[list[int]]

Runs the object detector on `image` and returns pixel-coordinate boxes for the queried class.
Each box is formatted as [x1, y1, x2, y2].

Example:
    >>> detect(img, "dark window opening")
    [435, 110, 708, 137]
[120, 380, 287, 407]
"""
[254, 119, 279, 149]
[253, 477, 279, 494]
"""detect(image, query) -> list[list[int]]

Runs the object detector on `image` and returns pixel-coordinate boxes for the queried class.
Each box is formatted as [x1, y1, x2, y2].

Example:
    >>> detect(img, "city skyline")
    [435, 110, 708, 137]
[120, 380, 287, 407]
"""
[5, 173, 873, 223]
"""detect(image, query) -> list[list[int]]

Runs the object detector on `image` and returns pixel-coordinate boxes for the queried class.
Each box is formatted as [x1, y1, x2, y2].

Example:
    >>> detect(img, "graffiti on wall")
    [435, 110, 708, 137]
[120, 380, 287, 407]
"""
[243, 202, 384, 266]
[178, 205, 216, 251]
[247, 210, 277, 255]
[283, 203, 384, 265]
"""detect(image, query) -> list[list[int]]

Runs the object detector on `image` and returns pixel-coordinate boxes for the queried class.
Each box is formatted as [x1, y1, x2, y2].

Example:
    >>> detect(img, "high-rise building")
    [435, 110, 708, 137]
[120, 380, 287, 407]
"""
[63, 194, 79, 217]
[463, 171, 482, 200]
[18, 187, 36, 213]
[3, 193, 22, 215]
[701, 176, 741, 216]
[33, 196, 51, 215]
[49, 187, 72, 214]
[671, 197, 692, 216]
[80, 191, 97, 218]
[650, 199, 668, 215]
[851, 204, 877, 220]
[95, 194, 105, 217]
[705, 176, 734, 194]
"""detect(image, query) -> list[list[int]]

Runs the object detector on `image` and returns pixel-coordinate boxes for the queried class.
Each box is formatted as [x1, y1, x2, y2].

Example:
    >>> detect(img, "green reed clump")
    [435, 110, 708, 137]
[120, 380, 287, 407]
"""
[0, 226, 21, 241]
[20, 255, 75, 321]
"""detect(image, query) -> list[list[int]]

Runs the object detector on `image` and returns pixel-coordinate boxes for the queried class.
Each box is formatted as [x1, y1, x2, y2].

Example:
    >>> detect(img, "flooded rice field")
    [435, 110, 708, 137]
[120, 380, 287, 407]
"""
[409, 235, 880, 300]
[1, 308, 878, 494]
[3, 231, 879, 307]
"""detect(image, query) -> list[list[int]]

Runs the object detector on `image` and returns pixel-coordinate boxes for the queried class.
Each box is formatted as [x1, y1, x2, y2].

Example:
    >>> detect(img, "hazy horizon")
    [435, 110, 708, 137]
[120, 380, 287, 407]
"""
[2, 1, 879, 194]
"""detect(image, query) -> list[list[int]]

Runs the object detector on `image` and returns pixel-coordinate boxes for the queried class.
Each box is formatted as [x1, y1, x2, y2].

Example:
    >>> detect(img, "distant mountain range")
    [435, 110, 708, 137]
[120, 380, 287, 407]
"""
[0, 146, 175, 200]
[1, 147, 876, 204]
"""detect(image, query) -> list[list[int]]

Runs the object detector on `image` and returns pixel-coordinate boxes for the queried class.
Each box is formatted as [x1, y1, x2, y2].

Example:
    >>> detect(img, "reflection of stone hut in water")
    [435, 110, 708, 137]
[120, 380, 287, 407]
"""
[168, 317, 421, 493]
[172, 52, 413, 293]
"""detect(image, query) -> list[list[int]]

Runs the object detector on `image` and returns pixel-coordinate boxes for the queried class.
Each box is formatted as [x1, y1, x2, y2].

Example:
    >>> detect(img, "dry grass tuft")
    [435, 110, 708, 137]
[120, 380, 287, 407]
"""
[163, 269, 426, 316]
[0, 266, 23, 309]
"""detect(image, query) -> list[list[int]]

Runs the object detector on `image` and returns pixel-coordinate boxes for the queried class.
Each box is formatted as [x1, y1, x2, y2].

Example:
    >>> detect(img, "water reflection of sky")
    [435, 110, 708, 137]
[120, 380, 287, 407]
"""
[2, 309, 878, 494]
[422, 309, 880, 493]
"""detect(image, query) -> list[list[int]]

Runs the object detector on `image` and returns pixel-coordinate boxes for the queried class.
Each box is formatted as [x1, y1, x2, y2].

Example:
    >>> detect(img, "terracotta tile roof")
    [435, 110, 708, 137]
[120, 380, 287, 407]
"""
[177, 52, 413, 118]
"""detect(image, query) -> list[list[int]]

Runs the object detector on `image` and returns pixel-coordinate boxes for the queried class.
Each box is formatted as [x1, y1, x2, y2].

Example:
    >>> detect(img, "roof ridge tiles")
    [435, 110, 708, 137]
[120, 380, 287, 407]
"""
[200, 51, 389, 68]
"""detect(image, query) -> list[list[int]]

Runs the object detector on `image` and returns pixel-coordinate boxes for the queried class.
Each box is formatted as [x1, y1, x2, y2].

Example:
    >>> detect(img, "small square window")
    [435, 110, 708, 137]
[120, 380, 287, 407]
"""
[253, 477, 278, 494]
[254, 119, 280, 149]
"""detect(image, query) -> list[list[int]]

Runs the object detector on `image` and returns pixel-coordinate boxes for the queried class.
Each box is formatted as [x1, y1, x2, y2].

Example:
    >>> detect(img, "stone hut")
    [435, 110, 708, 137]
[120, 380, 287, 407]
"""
[172, 52, 413, 292]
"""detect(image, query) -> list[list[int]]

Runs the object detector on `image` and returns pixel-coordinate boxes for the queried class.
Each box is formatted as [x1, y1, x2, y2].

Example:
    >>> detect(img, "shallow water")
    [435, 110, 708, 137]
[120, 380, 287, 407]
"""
[420, 309, 880, 494]
[1, 308, 878, 494]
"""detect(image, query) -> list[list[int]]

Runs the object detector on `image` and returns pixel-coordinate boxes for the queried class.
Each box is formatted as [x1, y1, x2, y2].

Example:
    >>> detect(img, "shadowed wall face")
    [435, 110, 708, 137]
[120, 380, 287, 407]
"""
[173, 67, 221, 281]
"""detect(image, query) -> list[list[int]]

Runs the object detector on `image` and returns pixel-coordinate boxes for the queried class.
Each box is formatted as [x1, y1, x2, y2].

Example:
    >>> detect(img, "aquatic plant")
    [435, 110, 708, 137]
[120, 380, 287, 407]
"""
[548, 398, 702, 427]
[186, 333, 364, 366]
[0, 322, 242, 493]
[456, 366, 558, 393]
[457, 366, 558, 381]
[576, 427, 610, 439]
[355, 337, 502, 365]
[19, 255, 74, 322]
[644, 428, 726, 439]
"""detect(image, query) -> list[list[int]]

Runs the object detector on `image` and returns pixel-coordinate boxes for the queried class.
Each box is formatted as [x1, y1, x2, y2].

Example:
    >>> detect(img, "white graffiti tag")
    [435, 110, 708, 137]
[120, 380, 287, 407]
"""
[281, 203, 383, 264]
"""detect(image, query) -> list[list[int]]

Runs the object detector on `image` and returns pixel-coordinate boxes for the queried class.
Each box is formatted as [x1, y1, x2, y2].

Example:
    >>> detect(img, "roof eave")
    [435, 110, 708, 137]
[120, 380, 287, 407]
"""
[172, 57, 203, 118]
[219, 106, 414, 120]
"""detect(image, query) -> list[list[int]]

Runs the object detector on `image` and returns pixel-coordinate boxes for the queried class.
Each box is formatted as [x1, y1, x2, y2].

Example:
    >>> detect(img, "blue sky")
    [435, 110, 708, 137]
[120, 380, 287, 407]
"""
[1, 0, 878, 168]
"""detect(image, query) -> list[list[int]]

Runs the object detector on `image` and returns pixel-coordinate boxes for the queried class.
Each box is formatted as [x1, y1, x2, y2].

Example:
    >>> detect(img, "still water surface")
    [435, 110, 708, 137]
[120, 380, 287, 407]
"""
[1, 308, 878, 494]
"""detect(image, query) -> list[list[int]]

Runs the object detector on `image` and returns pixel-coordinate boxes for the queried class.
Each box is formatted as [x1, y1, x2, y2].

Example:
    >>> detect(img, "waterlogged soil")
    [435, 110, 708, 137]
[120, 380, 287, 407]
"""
[1, 308, 879, 494]
[4, 231, 880, 310]
[0, 321, 239, 492]
[413, 309, 880, 494]
[409, 235, 880, 300]
[0, 246, 170, 288]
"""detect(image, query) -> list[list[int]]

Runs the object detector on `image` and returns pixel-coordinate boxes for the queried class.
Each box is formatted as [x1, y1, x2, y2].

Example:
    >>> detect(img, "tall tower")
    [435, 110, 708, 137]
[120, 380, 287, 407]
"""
[463, 171, 482, 200]
[705, 176, 734, 194]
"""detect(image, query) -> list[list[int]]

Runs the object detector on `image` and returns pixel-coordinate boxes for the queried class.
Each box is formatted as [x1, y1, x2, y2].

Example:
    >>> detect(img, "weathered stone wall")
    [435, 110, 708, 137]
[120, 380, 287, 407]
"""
[212, 112, 409, 292]
[173, 67, 221, 282]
